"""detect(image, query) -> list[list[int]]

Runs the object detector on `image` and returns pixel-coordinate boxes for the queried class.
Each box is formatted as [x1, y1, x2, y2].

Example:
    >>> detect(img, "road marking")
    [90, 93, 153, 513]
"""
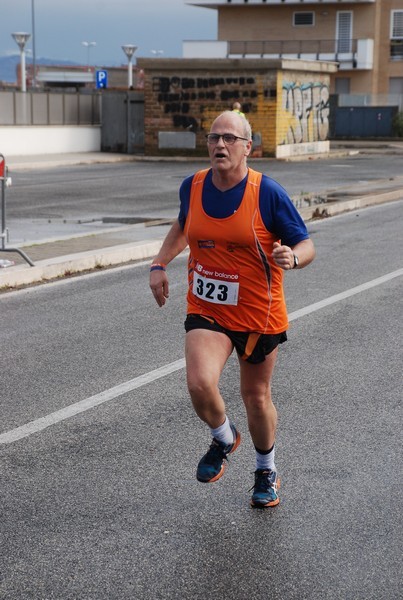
[0, 254, 189, 299]
[288, 269, 403, 321]
[1, 268, 402, 445]
[0, 359, 186, 445]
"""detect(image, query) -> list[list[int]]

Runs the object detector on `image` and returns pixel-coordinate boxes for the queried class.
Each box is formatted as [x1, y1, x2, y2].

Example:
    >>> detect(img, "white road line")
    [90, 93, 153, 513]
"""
[0, 359, 186, 445]
[288, 269, 403, 321]
[0, 258, 157, 299]
[1, 268, 402, 445]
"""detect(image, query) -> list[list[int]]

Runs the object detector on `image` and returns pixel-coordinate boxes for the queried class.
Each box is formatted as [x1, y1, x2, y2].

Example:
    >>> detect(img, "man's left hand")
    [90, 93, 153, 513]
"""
[272, 241, 295, 270]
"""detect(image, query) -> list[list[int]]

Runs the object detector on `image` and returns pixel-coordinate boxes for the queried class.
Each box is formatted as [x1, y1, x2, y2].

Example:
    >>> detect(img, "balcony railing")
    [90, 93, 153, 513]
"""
[183, 38, 374, 68]
[228, 39, 358, 60]
[186, 1, 376, 6]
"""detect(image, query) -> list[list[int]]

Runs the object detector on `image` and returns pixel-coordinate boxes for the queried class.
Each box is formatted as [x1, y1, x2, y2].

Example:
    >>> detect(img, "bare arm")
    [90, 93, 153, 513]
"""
[272, 238, 315, 271]
[149, 219, 188, 307]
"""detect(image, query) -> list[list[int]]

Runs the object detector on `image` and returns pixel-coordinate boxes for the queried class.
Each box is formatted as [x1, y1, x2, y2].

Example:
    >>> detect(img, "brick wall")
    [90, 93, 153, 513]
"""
[137, 58, 335, 157]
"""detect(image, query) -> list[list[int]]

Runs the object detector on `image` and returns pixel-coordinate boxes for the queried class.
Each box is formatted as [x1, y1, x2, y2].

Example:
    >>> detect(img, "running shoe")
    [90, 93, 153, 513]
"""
[196, 423, 241, 483]
[250, 468, 280, 508]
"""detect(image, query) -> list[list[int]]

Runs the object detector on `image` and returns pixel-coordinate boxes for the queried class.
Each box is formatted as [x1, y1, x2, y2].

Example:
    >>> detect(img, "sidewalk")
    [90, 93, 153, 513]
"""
[0, 219, 174, 289]
[5, 140, 403, 172]
[1, 143, 403, 290]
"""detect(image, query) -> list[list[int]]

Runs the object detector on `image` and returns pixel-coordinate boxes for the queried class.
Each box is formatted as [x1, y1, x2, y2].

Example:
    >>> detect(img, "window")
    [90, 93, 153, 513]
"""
[391, 11, 403, 38]
[335, 78, 350, 95]
[293, 12, 314, 27]
[336, 11, 353, 54]
[390, 11, 403, 60]
[389, 78, 403, 94]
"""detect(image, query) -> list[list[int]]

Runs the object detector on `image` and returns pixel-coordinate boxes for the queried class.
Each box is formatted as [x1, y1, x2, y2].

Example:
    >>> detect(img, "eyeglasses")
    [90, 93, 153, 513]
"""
[206, 133, 249, 145]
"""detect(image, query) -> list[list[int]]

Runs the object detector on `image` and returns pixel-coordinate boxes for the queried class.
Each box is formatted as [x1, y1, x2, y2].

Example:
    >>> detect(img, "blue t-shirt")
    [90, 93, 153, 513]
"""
[178, 169, 308, 247]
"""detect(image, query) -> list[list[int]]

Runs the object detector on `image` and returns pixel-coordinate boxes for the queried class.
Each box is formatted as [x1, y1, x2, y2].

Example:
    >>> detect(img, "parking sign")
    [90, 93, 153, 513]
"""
[96, 70, 108, 89]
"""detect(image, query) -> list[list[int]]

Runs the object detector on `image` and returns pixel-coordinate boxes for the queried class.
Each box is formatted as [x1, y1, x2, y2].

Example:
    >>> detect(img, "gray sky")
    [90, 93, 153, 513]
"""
[1, 0, 216, 65]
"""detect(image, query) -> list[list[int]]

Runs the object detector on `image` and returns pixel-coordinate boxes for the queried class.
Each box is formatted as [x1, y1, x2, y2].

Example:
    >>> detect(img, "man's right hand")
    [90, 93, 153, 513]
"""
[150, 270, 169, 307]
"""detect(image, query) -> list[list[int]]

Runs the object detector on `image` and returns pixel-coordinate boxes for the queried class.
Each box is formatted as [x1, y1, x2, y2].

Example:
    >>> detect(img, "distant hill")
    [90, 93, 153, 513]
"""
[0, 55, 83, 83]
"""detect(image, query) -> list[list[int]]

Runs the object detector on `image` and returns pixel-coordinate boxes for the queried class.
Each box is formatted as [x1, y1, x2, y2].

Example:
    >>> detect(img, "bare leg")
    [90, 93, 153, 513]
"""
[238, 348, 279, 450]
[185, 328, 234, 428]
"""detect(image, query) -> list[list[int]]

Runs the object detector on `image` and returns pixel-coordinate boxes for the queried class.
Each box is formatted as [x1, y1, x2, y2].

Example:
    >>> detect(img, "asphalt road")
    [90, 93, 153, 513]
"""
[5, 153, 403, 244]
[1, 200, 402, 599]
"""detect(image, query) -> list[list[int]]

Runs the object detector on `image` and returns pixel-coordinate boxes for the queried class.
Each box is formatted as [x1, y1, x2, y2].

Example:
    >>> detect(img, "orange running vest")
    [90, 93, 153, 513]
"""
[184, 168, 289, 334]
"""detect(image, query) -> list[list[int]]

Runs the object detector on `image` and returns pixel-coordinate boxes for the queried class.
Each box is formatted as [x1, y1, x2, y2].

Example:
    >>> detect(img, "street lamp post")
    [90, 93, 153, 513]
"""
[11, 32, 31, 92]
[121, 44, 138, 89]
[82, 41, 96, 68]
[31, 0, 36, 87]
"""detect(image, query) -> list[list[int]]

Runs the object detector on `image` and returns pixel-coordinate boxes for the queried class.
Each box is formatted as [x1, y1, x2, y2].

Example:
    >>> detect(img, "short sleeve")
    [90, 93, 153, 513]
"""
[259, 175, 309, 247]
[178, 175, 194, 230]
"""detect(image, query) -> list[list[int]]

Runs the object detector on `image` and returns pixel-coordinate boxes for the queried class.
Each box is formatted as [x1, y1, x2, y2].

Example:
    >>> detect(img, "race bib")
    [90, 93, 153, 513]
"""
[192, 262, 239, 305]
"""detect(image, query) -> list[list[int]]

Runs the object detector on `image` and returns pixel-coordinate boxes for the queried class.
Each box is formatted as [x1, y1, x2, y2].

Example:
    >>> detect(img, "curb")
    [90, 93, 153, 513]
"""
[0, 239, 164, 290]
[1, 189, 402, 291]
[6, 150, 352, 172]
[298, 188, 403, 220]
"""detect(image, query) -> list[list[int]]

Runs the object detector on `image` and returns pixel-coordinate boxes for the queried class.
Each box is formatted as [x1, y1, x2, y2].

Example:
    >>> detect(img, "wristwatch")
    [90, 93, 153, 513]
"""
[293, 254, 299, 269]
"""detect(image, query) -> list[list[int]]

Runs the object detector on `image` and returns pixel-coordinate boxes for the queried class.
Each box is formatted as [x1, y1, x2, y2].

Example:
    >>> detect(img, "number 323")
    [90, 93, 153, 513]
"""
[196, 278, 228, 302]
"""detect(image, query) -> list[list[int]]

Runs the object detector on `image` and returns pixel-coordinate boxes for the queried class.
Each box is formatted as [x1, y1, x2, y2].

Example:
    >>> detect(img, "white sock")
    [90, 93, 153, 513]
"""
[210, 416, 234, 446]
[255, 445, 276, 472]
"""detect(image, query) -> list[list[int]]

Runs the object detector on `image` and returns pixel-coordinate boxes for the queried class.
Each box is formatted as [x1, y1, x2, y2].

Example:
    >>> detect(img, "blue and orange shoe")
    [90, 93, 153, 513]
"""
[196, 423, 241, 483]
[250, 469, 280, 508]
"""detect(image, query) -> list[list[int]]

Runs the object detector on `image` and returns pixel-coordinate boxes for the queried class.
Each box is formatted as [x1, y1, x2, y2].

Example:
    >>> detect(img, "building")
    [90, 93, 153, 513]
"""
[137, 57, 337, 158]
[184, 0, 403, 98]
[22, 64, 144, 91]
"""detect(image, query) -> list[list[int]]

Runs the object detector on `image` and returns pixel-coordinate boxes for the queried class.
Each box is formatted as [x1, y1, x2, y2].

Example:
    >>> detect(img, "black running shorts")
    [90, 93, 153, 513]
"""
[184, 314, 287, 364]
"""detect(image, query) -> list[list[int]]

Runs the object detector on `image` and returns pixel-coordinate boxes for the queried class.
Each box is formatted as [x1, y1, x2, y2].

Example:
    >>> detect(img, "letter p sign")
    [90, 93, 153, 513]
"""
[96, 70, 108, 89]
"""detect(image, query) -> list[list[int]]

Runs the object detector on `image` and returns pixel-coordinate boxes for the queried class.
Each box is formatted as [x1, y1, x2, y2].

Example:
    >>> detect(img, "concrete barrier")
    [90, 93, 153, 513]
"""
[0, 126, 101, 156]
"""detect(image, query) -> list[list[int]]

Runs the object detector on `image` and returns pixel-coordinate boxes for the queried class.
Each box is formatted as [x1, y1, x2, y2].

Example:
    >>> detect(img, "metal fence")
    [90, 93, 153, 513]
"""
[338, 93, 403, 112]
[0, 91, 101, 126]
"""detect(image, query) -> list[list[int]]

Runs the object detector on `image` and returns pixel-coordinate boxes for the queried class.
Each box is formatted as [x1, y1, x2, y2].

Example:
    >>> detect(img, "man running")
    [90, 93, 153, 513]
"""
[150, 110, 315, 507]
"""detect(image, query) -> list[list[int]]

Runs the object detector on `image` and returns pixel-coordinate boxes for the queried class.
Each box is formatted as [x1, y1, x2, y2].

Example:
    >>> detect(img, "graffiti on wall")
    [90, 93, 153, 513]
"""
[281, 82, 329, 145]
[152, 76, 257, 131]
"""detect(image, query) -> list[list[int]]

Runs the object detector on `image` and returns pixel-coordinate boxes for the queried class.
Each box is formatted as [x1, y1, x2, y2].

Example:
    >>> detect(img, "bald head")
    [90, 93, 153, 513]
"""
[211, 111, 252, 141]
